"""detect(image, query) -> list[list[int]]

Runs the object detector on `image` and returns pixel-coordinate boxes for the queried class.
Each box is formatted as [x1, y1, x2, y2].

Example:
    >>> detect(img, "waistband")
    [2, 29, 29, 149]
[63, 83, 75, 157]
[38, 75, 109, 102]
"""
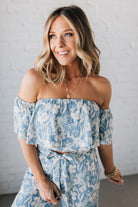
[37, 147, 96, 160]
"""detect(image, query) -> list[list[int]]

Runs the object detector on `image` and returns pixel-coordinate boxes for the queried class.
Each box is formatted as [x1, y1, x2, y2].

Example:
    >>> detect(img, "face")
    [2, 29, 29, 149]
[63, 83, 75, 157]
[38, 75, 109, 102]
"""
[49, 16, 78, 66]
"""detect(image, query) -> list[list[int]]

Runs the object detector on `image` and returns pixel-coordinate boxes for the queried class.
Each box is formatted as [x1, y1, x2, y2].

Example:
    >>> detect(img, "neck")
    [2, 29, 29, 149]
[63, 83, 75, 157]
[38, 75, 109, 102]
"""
[64, 61, 82, 81]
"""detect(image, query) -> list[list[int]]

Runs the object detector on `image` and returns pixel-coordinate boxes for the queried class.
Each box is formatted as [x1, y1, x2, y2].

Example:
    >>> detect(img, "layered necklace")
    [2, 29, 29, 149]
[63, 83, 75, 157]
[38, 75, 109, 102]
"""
[64, 76, 82, 99]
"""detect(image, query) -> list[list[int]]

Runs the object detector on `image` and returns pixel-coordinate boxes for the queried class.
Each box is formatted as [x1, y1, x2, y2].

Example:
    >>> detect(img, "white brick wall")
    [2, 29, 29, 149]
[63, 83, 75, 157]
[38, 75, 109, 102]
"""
[0, 0, 138, 194]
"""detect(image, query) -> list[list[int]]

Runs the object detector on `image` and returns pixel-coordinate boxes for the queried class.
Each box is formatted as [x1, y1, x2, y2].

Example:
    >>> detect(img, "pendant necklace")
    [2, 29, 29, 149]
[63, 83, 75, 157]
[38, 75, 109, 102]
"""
[64, 77, 82, 99]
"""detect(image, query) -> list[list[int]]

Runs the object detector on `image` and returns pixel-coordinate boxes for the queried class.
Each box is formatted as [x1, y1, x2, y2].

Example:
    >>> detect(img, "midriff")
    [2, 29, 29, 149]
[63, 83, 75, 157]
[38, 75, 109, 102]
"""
[51, 150, 73, 154]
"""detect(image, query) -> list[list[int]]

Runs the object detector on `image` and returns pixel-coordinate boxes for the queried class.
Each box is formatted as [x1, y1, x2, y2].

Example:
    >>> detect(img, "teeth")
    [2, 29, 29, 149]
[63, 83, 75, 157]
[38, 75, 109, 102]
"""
[58, 51, 69, 55]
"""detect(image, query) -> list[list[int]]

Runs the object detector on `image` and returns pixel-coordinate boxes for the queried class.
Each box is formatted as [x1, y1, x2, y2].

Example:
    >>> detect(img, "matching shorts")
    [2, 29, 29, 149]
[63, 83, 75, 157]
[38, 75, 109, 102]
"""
[11, 148, 100, 207]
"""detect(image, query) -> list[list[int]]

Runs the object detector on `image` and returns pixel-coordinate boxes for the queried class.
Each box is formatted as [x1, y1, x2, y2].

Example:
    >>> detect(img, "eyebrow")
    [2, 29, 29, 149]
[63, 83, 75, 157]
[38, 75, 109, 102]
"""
[49, 29, 73, 33]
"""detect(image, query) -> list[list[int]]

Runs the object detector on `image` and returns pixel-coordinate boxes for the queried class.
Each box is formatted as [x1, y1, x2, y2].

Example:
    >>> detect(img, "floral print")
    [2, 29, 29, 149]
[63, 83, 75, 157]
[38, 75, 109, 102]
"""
[12, 97, 113, 207]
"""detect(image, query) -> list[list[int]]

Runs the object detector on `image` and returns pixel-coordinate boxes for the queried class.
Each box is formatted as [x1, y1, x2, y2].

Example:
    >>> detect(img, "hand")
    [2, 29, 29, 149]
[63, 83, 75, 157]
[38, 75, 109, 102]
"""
[108, 169, 124, 185]
[38, 177, 61, 205]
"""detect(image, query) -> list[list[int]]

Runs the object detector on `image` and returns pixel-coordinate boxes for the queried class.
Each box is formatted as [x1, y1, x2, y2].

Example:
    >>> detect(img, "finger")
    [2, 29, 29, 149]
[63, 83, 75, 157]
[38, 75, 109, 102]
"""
[111, 177, 123, 184]
[119, 173, 122, 178]
[120, 178, 124, 184]
[50, 180, 61, 199]
[53, 185, 61, 200]
[116, 175, 124, 184]
[53, 191, 60, 201]
[41, 195, 53, 204]
[117, 170, 122, 178]
[47, 197, 58, 205]
[119, 174, 124, 182]
[110, 178, 119, 183]
[109, 177, 119, 182]
[118, 170, 124, 182]
[46, 199, 53, 204]
[49, 191, 60, 205]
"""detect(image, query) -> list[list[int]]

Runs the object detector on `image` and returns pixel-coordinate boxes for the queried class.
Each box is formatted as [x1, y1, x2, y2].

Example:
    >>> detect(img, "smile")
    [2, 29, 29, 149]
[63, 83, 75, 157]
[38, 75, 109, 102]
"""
[57, 51, 69, 55]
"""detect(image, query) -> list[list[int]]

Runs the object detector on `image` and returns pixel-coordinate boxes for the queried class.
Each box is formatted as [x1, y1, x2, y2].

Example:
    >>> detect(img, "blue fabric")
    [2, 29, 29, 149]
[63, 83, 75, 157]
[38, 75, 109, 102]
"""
[14, 97, 113, 150]
[12, 97, 113, 207]
[12, 149, 100, 207]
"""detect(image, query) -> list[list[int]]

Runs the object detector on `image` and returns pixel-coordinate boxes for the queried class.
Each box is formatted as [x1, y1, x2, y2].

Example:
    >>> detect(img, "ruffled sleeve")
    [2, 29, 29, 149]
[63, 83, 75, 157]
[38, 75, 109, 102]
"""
[99, 108, 113, 145]
[13, 96, 36, 145]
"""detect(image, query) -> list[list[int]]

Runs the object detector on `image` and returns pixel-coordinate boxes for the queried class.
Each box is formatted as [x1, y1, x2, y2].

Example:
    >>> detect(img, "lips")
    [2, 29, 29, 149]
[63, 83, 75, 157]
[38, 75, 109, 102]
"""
[57, 51, 69, 55]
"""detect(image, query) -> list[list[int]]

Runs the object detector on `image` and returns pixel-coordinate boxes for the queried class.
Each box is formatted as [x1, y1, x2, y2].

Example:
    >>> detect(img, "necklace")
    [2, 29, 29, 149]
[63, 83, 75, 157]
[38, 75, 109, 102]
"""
[64, 77, 82, 99]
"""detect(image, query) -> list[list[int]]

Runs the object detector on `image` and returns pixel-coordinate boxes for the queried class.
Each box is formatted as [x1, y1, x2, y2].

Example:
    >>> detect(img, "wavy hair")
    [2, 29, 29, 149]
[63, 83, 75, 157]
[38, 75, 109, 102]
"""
[34, 5, 101, 83]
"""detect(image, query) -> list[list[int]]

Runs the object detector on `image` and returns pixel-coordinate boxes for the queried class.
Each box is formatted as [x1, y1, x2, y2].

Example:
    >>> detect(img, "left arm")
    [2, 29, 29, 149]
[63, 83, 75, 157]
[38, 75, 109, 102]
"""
[98, 142, 114, 174]
[98, 143, 123, 184]
[98, 77, 123, 184]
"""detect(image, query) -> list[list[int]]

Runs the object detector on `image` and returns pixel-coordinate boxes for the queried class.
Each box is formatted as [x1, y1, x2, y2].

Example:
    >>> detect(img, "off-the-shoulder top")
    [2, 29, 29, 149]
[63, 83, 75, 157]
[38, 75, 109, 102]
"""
[14, 96, 113, 152]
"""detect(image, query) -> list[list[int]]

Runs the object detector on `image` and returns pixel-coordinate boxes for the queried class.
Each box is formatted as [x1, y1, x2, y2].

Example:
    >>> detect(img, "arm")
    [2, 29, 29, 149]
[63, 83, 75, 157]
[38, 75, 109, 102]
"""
[17, 69, 61, 204]
[18, 139, 47, 184]
[19, 139, 61, 204]
[98, 77, 123, 184]
[98, 142, 115, 174]
[98, 143, 123, 184]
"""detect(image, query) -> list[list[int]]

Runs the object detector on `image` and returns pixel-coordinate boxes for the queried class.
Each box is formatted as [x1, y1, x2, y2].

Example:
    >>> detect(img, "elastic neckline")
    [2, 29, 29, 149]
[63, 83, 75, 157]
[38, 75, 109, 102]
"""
[16, 96, 110, 110]
[37, 97, 100, 107]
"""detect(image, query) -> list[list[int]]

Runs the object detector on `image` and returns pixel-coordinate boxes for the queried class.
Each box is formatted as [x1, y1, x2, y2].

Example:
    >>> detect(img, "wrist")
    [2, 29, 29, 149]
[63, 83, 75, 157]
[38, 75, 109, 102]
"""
[104, 166, 116, 175]
[104, 166, 119, 178]
[34, 172, 48, 184]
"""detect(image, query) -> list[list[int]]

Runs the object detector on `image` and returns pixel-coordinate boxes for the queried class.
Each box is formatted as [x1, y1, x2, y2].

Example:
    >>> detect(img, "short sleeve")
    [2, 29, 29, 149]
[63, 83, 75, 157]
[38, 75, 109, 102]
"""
[13, 96, 36, 144]
[99, 108, 113, 145]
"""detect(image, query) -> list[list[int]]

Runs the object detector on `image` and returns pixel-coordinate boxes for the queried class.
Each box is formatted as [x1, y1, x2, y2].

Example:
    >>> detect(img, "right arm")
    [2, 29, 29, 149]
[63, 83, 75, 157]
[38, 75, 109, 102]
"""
[19, 139, 61, 204]
[17, 69, 61, 204]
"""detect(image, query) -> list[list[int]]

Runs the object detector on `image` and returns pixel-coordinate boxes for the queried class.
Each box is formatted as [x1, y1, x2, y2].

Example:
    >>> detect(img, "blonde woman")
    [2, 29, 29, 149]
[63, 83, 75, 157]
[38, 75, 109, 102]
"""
[12, 5, 123, 207]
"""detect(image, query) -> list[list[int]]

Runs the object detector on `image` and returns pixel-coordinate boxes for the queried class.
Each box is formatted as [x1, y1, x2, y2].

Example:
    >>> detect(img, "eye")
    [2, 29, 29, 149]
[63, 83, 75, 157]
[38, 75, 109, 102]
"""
[65, 33, 73, 37]
[49, 34, 56, 39]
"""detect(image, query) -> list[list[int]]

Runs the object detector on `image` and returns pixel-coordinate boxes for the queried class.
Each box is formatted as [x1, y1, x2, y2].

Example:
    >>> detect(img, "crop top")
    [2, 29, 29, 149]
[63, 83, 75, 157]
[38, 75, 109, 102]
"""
[14, 96, 113, 153]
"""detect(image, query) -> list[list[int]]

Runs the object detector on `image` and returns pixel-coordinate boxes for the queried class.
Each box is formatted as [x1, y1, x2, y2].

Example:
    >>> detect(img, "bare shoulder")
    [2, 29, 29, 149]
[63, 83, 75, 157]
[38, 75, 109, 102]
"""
[89, 73, 112, 108]
[18, 68, 44, 103]
[93, 73, 111, 87]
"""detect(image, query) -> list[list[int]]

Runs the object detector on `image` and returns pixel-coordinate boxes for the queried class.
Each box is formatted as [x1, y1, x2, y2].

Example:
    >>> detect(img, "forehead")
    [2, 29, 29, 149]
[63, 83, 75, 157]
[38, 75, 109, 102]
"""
[50, 16, 73, 32]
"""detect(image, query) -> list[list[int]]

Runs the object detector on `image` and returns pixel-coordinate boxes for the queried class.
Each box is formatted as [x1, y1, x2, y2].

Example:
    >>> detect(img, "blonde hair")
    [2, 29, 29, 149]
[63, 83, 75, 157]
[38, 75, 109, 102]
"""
[34, 5, 101, 83]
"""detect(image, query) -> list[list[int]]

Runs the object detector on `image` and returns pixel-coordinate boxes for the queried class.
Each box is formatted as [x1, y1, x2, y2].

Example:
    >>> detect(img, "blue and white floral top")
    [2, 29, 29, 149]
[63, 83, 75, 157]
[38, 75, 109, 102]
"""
[14, 96, 113, 153]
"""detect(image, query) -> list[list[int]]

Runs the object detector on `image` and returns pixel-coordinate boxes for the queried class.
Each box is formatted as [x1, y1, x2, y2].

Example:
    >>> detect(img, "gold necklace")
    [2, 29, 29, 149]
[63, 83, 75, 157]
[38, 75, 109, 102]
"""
[64, 77, 82, 99]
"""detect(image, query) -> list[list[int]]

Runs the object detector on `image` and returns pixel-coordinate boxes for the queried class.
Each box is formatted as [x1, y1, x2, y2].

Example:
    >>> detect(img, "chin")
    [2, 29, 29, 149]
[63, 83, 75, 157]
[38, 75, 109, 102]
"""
[59, 62, 70, 66]
[57, 58, 78, 66]
[57, 60, 72, 66]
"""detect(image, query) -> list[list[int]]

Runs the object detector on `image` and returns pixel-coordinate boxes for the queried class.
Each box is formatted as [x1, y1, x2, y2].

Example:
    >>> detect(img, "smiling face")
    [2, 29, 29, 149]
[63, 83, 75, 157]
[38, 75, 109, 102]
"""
[49, 16, 78, 66]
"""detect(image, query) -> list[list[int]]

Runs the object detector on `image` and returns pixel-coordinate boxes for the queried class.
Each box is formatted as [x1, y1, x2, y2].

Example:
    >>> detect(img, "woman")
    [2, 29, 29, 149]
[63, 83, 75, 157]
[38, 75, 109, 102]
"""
[12, 5, 123, 207]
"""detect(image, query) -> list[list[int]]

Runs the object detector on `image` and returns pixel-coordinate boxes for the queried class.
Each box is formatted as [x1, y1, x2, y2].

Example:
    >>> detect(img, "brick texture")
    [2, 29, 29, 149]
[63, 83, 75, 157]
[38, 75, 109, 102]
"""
[0, 0, 138, 194]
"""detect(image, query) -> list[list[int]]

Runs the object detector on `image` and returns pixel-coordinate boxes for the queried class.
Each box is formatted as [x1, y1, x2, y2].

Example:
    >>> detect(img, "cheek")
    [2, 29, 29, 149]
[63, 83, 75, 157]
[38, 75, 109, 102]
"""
[70, 41, 76, 53]
[69, 38, 76, 48]
[49, 40, 55, 52]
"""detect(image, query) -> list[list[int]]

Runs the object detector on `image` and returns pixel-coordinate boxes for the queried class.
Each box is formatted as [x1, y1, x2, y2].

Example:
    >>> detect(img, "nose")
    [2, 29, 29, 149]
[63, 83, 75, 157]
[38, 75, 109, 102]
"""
[56, 36, 65, 47]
